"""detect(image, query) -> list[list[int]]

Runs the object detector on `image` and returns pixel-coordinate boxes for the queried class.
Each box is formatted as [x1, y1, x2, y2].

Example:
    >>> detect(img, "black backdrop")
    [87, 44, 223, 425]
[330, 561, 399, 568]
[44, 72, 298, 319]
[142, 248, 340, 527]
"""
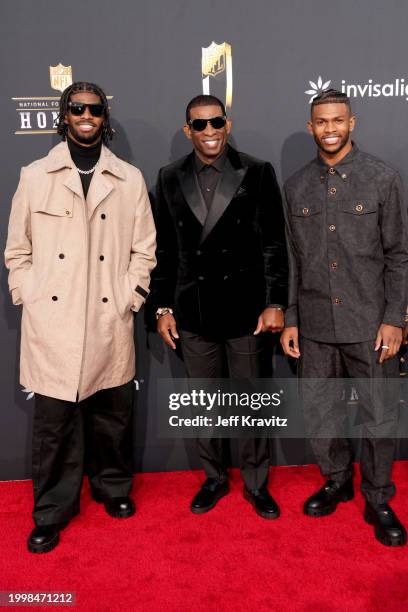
[1, 0, 408, 480]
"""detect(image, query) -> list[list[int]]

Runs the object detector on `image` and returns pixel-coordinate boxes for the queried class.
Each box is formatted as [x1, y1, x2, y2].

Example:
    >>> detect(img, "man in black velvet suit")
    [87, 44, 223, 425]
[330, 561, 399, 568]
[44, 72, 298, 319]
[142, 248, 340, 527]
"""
[151, 95, 287, 518]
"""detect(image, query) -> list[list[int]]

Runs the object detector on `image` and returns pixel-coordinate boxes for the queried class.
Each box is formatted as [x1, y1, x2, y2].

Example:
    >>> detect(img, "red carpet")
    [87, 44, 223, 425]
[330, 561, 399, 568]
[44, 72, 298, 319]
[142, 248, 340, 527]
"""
[1, 463, 408, 612]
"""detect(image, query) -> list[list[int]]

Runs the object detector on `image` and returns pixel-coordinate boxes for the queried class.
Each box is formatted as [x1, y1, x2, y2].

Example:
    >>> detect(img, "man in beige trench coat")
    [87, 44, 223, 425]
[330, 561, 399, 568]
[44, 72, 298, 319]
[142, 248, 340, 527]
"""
[5, 82, 156, 553]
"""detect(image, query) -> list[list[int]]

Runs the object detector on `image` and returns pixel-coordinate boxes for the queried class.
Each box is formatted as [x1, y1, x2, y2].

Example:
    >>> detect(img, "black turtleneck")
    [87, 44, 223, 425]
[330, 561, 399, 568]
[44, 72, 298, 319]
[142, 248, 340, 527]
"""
[67, 137, 102, 198]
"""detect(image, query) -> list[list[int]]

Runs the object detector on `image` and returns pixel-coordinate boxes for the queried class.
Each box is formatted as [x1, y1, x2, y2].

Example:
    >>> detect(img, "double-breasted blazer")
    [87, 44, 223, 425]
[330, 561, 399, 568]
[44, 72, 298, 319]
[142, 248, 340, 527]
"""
[5, 141, 156, 401]
[151, 145, 287, 338]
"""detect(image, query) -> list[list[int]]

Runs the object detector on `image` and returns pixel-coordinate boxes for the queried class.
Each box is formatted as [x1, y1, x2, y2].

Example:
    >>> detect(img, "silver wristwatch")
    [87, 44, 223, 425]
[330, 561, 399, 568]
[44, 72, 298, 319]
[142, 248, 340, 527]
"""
[156, 307, 174, 320]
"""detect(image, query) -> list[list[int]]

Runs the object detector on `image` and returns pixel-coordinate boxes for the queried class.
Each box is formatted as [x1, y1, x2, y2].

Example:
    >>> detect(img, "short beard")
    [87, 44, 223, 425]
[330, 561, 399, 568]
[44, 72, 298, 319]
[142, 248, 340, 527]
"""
[68, 125, 103, 146]
[314, 131, 350, 156]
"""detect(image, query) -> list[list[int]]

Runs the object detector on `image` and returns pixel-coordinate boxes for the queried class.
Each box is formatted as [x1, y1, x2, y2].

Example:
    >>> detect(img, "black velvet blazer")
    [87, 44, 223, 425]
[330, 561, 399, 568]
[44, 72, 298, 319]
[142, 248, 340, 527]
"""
[150, 145, 288, 339]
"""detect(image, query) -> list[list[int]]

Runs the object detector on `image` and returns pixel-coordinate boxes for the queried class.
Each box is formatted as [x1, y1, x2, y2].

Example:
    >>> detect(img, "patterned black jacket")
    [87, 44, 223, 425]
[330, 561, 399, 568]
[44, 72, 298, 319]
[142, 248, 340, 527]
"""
[283, 144, 408, 343]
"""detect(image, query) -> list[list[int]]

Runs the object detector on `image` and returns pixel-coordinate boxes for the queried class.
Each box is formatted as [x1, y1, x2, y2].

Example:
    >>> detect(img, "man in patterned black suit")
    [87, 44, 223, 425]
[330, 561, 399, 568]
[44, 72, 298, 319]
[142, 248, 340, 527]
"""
[281, 89, 408, 546]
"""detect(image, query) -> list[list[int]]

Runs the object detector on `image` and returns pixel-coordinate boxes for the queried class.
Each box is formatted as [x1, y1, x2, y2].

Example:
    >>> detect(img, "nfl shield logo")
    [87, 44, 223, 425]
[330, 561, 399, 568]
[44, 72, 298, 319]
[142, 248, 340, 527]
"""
[202, 42, 227, 78]
[201, 41, 233, 109]
[49, 64, 73, 93]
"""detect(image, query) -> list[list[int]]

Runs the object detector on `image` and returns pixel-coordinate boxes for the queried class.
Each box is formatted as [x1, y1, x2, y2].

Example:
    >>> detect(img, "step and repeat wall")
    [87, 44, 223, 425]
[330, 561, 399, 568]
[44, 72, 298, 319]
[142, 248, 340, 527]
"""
[1, 0, 408, 479]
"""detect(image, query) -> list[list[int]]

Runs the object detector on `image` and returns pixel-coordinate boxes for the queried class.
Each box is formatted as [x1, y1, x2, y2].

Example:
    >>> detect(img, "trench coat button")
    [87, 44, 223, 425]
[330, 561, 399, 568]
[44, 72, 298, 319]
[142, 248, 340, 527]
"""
[99, 255, 105, 261]
[101, 213, 106, 219]
[331, 261, 338, 270]
[65, 210, 71, 216]
[196, 250, 201, 255]
[59, 253, 65, 259]
[328, 167, 335, 175]
[341, 173, 347, 179]
[356, 202, 364, 212]
[302, 207, 309, 215]
[52, 296, 58, 301]
[329, 187, 337, 195]
[102, 297, 108, 303]
[332, 297, 342, 304]
[329, 224, 336, 232]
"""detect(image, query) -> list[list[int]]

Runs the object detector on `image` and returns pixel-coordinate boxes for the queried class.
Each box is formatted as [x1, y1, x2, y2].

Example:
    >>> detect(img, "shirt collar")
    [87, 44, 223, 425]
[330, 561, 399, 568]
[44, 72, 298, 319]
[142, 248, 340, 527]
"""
[194, 146, 228, 173]
[45, 140, 125, 179]
[316, 141, 359, 169]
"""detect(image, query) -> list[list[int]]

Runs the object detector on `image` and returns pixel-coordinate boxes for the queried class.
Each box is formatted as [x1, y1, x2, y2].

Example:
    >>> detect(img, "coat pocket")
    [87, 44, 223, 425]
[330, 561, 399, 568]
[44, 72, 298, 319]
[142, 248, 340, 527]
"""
[20, 268, 37, 305]
[290, 202, 322, 218]
[338, 198, 379, 248]
[31, 198, 73, 217]
[340, 198, 378, 216]
[289, 201, 323, 255]
[116, 273, 134, 317]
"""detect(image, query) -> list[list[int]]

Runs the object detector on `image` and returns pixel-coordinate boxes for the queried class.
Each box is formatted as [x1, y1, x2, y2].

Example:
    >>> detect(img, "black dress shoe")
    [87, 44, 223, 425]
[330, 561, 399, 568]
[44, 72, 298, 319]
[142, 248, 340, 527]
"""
[364, 502, 407, 547]
[243, 487, 280, 519]
[104, 497, 136, 518]
[190, 478, 229, 514]
[303, 478, 354, 517]
[27, 522, 68, 554]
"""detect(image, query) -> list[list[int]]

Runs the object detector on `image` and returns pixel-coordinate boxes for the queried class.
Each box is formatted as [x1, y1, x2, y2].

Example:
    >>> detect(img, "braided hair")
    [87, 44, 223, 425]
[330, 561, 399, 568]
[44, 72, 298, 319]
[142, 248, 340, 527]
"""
[56, 81, 114, 145]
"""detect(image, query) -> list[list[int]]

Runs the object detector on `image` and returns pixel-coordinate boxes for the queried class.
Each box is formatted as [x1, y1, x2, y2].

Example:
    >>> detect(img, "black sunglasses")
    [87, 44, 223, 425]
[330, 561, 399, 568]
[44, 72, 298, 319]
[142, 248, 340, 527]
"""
[188, 116, 227, 131]
[68, 101, 105, 117]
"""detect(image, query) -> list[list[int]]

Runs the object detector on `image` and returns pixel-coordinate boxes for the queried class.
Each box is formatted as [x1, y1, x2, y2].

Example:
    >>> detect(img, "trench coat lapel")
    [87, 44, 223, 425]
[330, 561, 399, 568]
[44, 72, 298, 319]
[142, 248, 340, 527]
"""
[200, 158, 247, 244]
[86, 170, 114, 219]
[86, 145, 125, 219]
[176, 155, 208, 226]
[63, 169, 84, 201]
[45, 141, 83, 201]
[46, 141, 125, 217]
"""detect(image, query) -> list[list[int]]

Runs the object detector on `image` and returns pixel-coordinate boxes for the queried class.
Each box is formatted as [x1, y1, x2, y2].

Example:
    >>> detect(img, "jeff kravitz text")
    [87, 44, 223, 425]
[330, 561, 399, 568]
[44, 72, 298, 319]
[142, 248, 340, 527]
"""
[169, 415, 288, 428]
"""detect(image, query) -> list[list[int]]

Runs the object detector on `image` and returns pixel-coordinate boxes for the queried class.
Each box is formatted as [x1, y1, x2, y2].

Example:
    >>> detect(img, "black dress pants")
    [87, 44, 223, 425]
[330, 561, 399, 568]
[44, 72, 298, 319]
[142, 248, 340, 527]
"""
[32, 380, 134, 526]
[179, 330, 269, 491]
[299, 337, 398, 506]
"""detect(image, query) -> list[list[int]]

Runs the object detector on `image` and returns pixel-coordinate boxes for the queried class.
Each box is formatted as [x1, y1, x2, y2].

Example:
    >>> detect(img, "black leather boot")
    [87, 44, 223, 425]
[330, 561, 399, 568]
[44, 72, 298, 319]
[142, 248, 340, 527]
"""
[303, 479, 354, 517]
[364, 502, 407, 547]
[27, 522, 68, 554]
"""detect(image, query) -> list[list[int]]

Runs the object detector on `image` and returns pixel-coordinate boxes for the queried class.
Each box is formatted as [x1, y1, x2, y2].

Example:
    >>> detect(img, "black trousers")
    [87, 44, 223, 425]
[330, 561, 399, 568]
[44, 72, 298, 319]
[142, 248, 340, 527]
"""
[299, 337, 399, 506]
[179, 330, 269, 491]
[32, 380, 134, 526]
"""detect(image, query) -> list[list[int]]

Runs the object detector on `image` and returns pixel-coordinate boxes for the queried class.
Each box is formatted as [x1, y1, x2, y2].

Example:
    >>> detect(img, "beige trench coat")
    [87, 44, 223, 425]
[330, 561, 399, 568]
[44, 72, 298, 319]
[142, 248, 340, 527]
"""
[5, 141, 156, 401]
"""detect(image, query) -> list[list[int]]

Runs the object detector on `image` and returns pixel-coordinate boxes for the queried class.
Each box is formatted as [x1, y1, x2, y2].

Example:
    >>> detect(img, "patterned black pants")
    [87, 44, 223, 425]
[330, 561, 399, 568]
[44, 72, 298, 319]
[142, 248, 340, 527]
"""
[299, 337, 399, 506]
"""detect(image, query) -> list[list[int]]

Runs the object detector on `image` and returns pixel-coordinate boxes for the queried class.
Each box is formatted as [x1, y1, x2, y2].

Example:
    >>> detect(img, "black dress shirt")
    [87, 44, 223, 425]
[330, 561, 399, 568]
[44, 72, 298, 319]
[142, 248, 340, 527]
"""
[283, 144, 408, 343]
[194, 147, 228, 209]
